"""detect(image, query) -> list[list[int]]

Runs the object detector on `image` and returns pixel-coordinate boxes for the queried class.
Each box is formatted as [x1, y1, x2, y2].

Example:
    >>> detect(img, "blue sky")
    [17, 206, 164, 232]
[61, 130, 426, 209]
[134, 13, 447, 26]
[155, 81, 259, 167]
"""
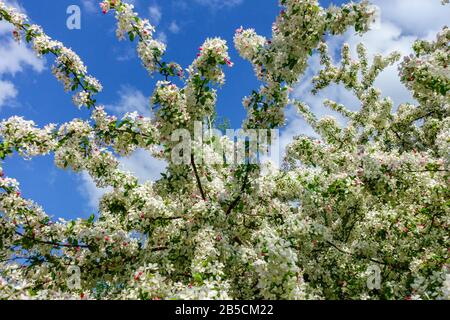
[0, 0, 449, 221]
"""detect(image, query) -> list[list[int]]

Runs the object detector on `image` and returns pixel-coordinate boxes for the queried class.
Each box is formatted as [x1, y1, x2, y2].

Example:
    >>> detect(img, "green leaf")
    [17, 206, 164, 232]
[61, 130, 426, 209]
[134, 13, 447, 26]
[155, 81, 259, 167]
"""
[87, 214, 95, 224]
[193, 272, 203, 283]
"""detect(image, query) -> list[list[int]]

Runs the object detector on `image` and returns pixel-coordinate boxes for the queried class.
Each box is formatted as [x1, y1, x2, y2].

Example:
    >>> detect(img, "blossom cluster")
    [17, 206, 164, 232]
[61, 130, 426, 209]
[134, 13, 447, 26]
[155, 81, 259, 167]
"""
[0, 5, 102, 109]
[188, 38, 233, 86]
[0, 117, 56, 159]
[235, 0, 374, 129]
[399, 27, 449, 112]
[102, 0, 168, 75]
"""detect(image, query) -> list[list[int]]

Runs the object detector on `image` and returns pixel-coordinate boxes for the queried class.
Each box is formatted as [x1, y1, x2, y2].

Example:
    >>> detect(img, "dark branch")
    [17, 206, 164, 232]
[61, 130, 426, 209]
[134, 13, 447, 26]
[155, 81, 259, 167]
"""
[226, 165, 251, 216]
[15, 231, 91, 250]
[191, 153, 207, 201]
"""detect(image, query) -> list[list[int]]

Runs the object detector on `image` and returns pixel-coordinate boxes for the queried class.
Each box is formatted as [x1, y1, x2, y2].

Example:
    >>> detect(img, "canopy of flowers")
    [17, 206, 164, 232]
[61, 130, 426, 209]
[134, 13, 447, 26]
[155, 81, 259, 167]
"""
[0, 0, 448, 300]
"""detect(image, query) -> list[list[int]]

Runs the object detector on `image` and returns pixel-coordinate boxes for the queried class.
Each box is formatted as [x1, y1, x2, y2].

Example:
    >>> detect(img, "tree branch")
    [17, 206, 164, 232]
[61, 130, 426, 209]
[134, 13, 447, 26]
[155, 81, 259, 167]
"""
[226, 165, 251, 216]
[325, 240, 408, 270]
[15, 231, 91, 250]
[191, 153, 206, 201]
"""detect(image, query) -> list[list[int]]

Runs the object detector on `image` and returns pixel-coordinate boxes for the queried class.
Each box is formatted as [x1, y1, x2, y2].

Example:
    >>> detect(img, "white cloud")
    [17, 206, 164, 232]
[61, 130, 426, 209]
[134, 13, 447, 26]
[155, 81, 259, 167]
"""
[104, 85, 151, 117]
[1, 0, 24, 12]
[172, 1, 189, 11]
[148, 5, 162, 25]
[119, 149, 167, 183]
[157, 31, 167, 44]
[0, 20, 13, 35]
[0, 1, 45, 110]
[0, 39, 45, 75]
[115, 46, 136, 62]
[78, 171, 112, 210]
[81, 0, 97, 14]
[282, 0, 449, 153]
[374, 0, 450, 37]
[0, 79, 18, 107]
[194, 0, 243, 9]
[168, 21, 180, 34]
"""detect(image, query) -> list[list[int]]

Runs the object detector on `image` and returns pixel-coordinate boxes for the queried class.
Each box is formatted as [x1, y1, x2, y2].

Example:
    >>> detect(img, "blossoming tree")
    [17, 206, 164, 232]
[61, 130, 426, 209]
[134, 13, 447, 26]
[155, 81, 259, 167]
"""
[0, 0, 448, 300]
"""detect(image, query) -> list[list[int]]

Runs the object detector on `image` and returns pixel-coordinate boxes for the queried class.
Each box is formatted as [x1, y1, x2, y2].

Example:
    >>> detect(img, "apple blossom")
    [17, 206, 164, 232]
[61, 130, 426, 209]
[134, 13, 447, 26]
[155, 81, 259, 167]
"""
[0, 0, 448, 300]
